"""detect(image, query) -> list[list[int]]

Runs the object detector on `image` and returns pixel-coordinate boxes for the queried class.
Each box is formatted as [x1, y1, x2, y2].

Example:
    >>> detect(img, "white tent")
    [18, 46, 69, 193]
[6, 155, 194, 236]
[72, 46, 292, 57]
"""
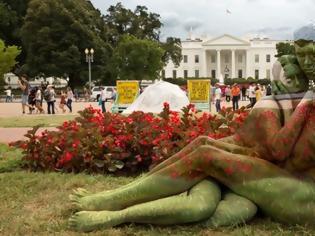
[123, 81, 189, 114]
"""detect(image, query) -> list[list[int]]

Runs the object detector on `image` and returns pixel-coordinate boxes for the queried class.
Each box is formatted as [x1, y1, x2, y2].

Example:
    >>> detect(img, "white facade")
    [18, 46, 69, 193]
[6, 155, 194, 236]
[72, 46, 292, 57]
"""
[163, 34, 289, 81]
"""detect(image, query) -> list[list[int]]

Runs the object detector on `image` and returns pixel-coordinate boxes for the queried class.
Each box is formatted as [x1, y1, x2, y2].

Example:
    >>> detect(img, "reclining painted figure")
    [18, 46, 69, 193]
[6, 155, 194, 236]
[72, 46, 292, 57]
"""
[69, 26, 315, 232]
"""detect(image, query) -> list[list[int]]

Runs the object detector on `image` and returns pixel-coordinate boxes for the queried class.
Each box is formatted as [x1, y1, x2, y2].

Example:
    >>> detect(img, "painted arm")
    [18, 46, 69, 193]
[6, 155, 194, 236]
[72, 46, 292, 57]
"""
[232, 93, 313, 161]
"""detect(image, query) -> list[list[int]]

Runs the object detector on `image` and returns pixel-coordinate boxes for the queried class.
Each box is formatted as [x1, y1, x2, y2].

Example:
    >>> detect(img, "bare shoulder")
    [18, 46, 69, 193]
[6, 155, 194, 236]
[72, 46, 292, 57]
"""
[252, 96, 279, 110]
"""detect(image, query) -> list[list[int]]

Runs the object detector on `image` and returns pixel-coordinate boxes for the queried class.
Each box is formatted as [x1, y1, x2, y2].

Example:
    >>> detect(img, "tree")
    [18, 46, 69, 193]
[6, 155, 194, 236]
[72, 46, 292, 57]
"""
[111, 35, 165, 81]
[104, 3, 162, 45]
[0, 1, 30, 64]
[275, 42, 295, 57]
[0, 39, 20, 87]
[104, 3, 182, 68]
[161, 37, 182, 67]
[21, 0, 111, 87]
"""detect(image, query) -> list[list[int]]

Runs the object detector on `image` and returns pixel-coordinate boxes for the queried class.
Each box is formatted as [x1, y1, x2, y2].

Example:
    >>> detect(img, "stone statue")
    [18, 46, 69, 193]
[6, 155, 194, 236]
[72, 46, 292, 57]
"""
[68, 28, 315, 232]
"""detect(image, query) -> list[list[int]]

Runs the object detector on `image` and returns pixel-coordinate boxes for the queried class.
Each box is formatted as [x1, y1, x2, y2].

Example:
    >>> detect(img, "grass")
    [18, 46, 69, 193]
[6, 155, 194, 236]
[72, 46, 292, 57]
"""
[0, 115, 77, 127]
[0, 144, 314, 235]
[0, 143, 23, 173]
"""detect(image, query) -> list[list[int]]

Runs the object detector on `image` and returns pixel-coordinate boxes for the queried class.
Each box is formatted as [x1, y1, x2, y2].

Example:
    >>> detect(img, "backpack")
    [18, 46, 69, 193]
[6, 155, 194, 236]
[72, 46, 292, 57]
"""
[43, 89, 51, 101]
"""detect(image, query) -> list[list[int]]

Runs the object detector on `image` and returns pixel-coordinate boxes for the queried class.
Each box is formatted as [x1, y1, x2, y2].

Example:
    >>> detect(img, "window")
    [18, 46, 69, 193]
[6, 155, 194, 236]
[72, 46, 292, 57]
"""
[255, 54, 259, 63]
[238, 54, 243, 63]
[238, 69, 243, 78]
[266, 69, 271, 79]
[225, 54, 229, 63]
[255, 69, 259, 79]
[195, 55, 199, 63]
[195, 70, 199, 78]
[161, 70, 165, 79]
[184, 70, 188, 78]
[266, 54, 271, 63]
[211, 55, 216, 63]
[211, 70, 216, 78]
[173, 70, 177, 79]
[183, 55, 188, 63]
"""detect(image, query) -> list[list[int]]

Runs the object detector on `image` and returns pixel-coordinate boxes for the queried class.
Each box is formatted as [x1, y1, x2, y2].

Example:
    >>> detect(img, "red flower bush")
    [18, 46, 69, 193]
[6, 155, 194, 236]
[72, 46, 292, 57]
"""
[13, 104, 249, 175]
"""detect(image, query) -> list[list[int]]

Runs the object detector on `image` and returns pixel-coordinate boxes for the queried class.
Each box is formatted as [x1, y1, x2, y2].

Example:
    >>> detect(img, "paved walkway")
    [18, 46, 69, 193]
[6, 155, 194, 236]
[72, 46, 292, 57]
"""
[0, 127, 57, 144]
[0, 100, 251, 144]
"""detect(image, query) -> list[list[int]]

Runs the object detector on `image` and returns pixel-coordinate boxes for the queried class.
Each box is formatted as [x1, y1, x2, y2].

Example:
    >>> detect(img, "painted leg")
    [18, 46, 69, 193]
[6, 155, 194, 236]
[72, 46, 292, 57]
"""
[202, 191, 257, 227]
[69, 179, 221, 232]
[70, 136, 255, 211]
[174, 145, 315, 225]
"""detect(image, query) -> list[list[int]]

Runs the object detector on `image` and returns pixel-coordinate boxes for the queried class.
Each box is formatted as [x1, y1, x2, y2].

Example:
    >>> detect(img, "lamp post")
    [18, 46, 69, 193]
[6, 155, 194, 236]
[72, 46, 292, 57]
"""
[85, 48, 94, 91]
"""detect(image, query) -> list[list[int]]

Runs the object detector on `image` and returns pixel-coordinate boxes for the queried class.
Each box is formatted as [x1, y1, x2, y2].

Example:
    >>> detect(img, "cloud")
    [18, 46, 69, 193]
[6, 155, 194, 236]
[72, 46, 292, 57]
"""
[183, 17, 203, 31]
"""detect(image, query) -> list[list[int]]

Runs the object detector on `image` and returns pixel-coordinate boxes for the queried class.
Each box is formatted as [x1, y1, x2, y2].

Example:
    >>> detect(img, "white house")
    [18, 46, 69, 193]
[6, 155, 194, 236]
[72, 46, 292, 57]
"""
[163, 34, 290, 81]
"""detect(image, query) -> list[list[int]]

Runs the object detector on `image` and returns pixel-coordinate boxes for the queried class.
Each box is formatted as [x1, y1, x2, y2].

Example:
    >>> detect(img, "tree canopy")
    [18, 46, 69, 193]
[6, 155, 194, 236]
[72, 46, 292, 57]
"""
[0, 1, 182, 86]
[21, 0, 111, 87]
[0, 39, 21, 86]
[275, 42, 295, 57]
[111, 35, 165, 81]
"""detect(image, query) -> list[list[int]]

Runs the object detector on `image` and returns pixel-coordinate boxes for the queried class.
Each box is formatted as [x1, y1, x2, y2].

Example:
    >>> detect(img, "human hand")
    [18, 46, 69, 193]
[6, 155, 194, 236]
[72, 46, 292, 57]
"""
[271, 80, 289, 95]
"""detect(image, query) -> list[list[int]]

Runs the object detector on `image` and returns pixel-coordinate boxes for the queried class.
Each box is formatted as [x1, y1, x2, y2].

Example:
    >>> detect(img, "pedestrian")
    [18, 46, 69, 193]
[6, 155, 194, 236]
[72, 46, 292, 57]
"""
[266, 84, 272, 96]
[59, 90, 66, 113]
[100, 86, 106, 113]
[231, 83, 241, 111]
[214, 83, 222, 112]
[4, 87, 12, 102]
[34, 86, 44, 113]
[66, 87, 73, 113]
[241, 86, 247, 101]
[44, 85, 56, 114]
[74, 88, 79, 102]
[255, 85, 262, 102]
[248, 83, 257, 108]
[17, 74, 33, 114]
[225, 85, 231, 102]
[28, 86, 37, 113]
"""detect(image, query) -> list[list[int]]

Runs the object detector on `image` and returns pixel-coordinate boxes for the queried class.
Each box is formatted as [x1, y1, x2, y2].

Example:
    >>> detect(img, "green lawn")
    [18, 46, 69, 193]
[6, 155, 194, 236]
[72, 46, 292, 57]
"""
[0, 144, 314, 235]
[0, 115, 77, 127]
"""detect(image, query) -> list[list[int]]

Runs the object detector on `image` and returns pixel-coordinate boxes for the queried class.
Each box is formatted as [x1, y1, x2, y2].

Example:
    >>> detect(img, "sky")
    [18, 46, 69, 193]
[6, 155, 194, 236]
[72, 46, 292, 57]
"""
[90, 0, 315, 41]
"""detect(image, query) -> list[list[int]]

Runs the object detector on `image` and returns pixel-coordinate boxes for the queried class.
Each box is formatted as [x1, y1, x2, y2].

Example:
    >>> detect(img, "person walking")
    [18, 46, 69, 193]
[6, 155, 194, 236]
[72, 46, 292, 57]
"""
[45, 85, 56, 114]
[231, 83, 241, 111]
[214, 83, 222, 112]
[100, 87, 106, 113]
[248, 83, 257, 108]
[34, 86, 44, 113]
[225, 85, 231, 102]
[17, 74, 33, 114]
[66, 87, 74, 113]
[266, 84, 272, 96]
[241, 86, 247, 101]
[59, 91, 67, 113]
[255, 85, 263, 102]
[4, 87, 12, 102]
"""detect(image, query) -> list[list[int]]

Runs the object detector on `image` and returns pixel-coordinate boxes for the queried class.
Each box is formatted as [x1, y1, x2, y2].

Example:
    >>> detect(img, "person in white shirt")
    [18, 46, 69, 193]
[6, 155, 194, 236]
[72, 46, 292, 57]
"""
[5, 87, 12, 102]
[66, 87, 74, 113]
[248, 83, 257, 108]
[100, 87, 107, 113]
[214, 83, 222, 112]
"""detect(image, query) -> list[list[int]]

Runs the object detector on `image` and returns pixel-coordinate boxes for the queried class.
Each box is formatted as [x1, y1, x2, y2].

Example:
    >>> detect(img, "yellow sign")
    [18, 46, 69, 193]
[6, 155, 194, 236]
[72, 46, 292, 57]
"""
[187, 80, 211, 103]
[117, 81, 139, 104]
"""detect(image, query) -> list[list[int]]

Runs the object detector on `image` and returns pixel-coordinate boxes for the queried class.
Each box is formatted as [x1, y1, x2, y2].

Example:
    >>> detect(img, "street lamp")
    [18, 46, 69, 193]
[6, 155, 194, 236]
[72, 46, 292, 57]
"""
[85, 48, 94, 91]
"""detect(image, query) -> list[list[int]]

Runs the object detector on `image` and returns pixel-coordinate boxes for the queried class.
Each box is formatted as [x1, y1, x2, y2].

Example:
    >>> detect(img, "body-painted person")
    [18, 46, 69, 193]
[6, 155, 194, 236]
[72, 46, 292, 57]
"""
[69, 26, 315, 232]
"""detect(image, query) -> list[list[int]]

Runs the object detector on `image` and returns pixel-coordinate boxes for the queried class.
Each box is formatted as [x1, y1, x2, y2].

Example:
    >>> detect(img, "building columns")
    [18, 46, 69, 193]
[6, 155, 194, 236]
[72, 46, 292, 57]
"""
[202, 50, 207, 77]
[216, 50, 221, 80]
[246, 50, 250, 78]
[231, 49, 235, 79]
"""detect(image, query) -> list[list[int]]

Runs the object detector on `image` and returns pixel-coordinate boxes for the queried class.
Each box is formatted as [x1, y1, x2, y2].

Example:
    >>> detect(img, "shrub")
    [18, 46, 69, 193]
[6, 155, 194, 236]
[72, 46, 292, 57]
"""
[12, 104, 249, 175]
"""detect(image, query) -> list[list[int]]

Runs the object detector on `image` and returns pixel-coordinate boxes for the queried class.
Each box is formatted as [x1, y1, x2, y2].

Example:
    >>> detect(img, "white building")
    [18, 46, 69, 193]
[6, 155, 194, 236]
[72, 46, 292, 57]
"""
[163, 34, 289, 81]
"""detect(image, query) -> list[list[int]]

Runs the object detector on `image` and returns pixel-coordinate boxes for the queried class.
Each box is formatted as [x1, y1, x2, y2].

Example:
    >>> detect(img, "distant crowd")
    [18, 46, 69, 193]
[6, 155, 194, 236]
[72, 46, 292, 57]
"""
[5, 74, 75, 115]
[212, 82, 272, 112]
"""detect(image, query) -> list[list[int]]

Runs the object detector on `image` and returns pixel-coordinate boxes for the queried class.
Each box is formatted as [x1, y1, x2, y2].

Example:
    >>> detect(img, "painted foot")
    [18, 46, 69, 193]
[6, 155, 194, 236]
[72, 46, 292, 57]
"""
[69, 210, 123, 232]
[69, 188, 91, 210]
[69, 190, 121, 211]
